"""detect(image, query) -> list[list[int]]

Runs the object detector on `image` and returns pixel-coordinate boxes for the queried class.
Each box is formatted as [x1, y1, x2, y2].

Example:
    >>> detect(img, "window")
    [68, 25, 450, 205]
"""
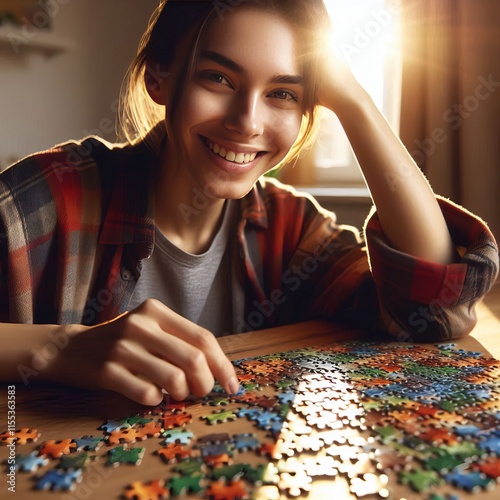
[313, 0, 402, 186]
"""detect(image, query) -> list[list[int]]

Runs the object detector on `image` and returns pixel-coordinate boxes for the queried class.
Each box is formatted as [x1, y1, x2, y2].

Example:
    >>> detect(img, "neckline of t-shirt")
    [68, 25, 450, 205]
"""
[152, 199, 237, 264]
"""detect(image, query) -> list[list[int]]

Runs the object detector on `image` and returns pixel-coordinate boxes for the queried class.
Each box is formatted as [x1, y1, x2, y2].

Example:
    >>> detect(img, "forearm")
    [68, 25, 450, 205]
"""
[0, 323, 85, 383]
[0, 301, 240, 405]
[325, 86, 454, 264]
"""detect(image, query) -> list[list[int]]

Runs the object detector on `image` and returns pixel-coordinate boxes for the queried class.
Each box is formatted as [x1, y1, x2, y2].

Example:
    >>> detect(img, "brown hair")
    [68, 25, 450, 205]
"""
[117, 0, 332, 166]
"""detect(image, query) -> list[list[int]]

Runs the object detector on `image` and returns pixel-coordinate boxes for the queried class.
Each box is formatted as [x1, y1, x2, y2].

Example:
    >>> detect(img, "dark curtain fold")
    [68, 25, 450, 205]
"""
[399, 0, 500, 241]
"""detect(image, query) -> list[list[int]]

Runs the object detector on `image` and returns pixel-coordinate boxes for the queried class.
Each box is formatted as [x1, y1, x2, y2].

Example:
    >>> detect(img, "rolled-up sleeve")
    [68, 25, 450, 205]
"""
[365, 197, 499, 341]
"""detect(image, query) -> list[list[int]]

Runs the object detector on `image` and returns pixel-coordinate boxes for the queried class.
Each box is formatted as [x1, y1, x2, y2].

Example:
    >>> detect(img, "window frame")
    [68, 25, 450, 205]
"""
[305, 0, 403, 188]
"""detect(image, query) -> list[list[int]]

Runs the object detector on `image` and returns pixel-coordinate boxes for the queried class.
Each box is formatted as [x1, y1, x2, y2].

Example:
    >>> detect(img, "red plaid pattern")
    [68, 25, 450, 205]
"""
[0, 136, 497, 340]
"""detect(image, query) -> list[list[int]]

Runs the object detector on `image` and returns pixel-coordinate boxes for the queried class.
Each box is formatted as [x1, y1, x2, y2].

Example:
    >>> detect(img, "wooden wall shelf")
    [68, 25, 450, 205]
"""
[0, 25, 72, 56]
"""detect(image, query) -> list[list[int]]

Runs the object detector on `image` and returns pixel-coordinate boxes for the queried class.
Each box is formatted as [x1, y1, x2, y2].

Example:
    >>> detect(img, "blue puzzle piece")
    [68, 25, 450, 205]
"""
[162, 429, 194, 445]
[454, 425, 481, 437]
[236, 408, 262, 419]
[252, 410, 283, 430]
[198, 442, 231, 457]
[13, 452, 48, 472]
[436, 343, 457, 350]
[468, 388, 491, 400]
[456, 349, 482, 358]
[98, 419, 130, 433]
[445, 469, 492, 492]
[231, 433, 260, 452]
[72, 435, 104, 451]
[35, 469, 82, 491]
[277, 391, 296, 405]
[363, 387, 390, 398]
[478, 436, 500, 454]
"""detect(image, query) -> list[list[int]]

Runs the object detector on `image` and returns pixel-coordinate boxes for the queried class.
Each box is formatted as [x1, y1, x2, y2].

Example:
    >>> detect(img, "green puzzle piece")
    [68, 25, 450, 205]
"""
[107, 446, 145, 466]
[399, 468, 442, 492]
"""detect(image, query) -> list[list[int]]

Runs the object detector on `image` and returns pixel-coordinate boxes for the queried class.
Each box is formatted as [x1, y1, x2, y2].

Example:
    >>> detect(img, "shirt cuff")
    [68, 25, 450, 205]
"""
[364, 197, 499, 306]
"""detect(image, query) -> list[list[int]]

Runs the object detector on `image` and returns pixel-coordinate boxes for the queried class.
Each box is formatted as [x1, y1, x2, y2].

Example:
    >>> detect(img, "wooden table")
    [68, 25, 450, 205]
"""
[1, 283, 499, 500]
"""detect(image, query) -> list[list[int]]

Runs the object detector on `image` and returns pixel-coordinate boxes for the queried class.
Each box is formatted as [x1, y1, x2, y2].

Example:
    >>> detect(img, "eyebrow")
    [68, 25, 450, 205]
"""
[199, 50, 304, 86]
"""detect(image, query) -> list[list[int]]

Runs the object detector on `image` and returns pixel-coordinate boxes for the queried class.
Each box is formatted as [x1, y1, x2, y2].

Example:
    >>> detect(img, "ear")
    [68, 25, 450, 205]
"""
[144, 60, 170, 105]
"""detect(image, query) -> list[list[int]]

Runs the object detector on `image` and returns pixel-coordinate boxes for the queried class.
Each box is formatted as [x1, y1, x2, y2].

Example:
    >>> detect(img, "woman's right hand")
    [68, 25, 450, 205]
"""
[42, 299, 240, 406]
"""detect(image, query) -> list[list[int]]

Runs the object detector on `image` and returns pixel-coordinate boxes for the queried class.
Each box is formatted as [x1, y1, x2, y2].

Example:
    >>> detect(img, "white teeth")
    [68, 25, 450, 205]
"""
[207, 140, 258, 164]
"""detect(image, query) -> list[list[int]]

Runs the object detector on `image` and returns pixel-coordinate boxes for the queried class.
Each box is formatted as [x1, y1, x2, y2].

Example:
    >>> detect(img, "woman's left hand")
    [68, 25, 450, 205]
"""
[316, 43, 368, 115]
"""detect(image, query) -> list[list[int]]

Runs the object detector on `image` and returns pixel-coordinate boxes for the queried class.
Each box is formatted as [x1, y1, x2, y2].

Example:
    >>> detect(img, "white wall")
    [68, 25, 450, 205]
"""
[0, 0, 158, 168]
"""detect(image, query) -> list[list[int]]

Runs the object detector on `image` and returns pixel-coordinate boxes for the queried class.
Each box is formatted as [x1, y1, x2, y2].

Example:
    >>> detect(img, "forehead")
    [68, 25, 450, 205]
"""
[199, 7, 300, 75]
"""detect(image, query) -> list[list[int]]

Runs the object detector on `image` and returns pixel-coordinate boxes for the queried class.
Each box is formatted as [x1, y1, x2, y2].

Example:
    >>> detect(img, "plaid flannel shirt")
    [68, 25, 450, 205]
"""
[0, 135, 497, 340]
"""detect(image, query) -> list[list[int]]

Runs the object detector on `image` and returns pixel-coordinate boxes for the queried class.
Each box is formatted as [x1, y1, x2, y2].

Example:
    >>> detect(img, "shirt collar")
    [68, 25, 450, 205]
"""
[239, 178, 270, 229]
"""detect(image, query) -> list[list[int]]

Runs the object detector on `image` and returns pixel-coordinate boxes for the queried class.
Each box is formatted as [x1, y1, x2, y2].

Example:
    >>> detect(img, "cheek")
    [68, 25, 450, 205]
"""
[272, 111, 303, 151]
[187, 90, 222, 121]
[172, 86, 223, 138]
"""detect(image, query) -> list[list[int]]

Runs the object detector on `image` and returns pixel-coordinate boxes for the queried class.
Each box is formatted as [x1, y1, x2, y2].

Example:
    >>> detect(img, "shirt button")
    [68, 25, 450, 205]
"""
[121, 268, 132, 281]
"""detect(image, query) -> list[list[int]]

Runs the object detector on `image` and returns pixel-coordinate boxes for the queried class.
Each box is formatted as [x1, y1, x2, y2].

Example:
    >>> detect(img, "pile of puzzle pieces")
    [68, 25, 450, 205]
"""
[2, 341, 500, 499]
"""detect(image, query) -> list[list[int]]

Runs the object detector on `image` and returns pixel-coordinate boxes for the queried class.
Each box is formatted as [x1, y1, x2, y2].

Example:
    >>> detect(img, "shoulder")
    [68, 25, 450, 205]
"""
[0, 137, 118, 225]
[255, 176, 333, 219]
[253, 176, 351, 235]
[249, 176, 362, 246]
[0, 135, 154, 196]
[0, 136, 104, 189]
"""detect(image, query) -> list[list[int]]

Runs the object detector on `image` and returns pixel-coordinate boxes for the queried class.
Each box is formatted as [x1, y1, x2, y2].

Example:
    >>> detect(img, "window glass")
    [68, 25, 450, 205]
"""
[316, 0, 402, 185]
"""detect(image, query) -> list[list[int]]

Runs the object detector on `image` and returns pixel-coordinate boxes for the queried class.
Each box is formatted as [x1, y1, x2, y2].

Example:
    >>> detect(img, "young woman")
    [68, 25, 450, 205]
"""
[0, 0, 497, 406]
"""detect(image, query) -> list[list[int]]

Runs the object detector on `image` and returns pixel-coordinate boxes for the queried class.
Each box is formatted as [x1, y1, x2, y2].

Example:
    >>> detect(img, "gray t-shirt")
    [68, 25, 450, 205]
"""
[128, 200, 243, 336]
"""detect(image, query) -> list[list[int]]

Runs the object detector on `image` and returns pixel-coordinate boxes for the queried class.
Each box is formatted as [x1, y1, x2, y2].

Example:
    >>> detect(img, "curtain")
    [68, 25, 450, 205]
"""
[399, 0, 500, 241]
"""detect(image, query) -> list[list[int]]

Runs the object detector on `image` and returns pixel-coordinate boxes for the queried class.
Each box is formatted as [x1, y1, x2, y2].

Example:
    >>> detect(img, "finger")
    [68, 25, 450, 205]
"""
[99, 361, 164, 406]
[118, 335, 213, 398]
[155, 336, 216, 397]
[134, 300, 240, 394]
[116, 309, 218, 396]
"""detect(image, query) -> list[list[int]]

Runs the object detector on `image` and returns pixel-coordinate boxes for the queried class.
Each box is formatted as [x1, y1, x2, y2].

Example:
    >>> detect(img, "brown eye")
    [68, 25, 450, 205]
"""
[204, 72, 231, 86]
[270, 90, 298, 101]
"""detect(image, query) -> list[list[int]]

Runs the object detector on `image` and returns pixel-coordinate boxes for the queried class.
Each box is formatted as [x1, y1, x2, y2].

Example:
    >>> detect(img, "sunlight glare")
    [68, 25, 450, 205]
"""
[323, 0, 401, 110]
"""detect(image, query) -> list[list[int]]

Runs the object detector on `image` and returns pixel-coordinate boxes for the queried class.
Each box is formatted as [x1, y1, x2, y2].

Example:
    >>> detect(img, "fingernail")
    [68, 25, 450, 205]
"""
[227, 377, 240, 395]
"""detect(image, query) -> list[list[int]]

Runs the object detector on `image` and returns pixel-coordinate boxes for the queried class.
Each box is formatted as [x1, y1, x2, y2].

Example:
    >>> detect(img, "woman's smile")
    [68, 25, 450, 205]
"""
[200, 134, 266, 175]
[205, 139, 259, 164]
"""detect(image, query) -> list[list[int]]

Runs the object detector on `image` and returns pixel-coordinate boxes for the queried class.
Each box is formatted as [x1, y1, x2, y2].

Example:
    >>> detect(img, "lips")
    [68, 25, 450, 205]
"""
[205, 139, 259, 164]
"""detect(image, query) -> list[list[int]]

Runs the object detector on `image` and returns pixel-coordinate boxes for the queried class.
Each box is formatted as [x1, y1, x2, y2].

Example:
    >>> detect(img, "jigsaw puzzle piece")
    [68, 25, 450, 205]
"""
[123, 479, 169, 500]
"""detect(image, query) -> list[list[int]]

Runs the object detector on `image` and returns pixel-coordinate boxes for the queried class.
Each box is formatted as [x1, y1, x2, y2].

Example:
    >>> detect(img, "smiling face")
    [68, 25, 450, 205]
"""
[153, 7, 305, 201]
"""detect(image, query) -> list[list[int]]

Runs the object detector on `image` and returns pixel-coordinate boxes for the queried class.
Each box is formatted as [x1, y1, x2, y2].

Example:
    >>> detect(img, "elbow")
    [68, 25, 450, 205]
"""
[384, 302, 479, 343]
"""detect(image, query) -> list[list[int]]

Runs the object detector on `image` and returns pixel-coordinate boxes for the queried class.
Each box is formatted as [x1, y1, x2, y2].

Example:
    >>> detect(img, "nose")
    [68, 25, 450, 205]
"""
[223, 91, 265, 138]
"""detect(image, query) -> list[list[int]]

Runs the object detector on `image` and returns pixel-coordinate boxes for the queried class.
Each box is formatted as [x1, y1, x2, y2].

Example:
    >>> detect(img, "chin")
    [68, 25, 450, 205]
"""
[215, 181, 257, 201]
